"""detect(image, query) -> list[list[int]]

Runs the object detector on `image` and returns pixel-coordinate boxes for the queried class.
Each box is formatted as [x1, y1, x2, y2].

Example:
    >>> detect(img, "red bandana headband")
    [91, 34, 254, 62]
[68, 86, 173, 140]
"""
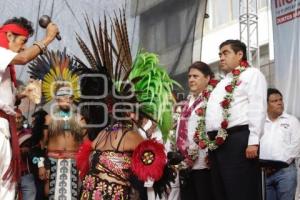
[0, 24, 29, 49]
[0, 24, 29, 37]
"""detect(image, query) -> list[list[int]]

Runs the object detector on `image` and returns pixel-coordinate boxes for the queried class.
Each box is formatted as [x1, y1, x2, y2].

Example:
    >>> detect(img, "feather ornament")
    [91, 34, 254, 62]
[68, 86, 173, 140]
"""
[27, 49, 80, 104]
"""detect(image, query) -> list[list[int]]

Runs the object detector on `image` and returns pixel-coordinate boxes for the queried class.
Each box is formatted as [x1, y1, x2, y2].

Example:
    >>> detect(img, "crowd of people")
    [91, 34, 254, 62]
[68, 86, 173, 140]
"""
[0, 14, 299, 200]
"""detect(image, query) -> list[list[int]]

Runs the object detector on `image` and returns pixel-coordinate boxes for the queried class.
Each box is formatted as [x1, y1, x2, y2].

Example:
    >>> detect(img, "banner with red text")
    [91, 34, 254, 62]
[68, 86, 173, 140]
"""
[271, 0, 300, 117]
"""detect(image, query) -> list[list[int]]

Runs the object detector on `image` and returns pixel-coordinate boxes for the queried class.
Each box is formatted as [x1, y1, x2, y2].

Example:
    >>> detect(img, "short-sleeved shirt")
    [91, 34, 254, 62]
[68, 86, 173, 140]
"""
[0, 47, 17, 115]
[260, 113, 300, 164]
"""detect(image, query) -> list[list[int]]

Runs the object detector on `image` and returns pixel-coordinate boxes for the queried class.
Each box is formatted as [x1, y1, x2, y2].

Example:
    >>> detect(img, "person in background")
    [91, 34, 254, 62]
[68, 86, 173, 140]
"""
[205, 39, 267, 200]
[139, 118, 165, 200]
[165, 97, 185, 200]
[260, 88, 300, 200]
[30, 109, 48, 200]
[176, 61, 215, 200]
[16, 108, 36, 200]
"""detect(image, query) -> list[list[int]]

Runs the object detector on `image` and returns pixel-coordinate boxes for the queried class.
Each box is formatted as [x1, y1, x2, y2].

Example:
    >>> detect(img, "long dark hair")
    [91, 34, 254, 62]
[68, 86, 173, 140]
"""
[31, 109, 48, 146]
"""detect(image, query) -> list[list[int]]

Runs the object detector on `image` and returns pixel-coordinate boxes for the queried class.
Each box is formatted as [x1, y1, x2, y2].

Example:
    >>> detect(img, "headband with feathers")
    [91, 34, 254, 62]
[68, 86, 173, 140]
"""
[27, 49, 80, 104]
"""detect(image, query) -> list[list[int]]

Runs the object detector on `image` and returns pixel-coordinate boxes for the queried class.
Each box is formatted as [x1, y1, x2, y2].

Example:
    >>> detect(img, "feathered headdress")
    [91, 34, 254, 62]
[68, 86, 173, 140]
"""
[75, 11, 180, 195]
[76, 10, 179, 142]
[27, 49, 80, 104]
[127, 52, 179, 141]
[74, 15, 115, 140]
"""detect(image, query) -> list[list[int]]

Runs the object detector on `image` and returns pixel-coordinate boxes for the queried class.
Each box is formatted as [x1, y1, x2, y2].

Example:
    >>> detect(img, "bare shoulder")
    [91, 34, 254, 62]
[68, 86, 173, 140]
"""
[125, 130, 144, 141]
[91, 129, 105, 149]
[124, 130, 144, 150]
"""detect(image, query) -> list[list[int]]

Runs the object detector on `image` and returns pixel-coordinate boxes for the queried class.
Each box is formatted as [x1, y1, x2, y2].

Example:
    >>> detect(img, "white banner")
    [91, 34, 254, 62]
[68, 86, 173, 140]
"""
[271, 0, 300, 118]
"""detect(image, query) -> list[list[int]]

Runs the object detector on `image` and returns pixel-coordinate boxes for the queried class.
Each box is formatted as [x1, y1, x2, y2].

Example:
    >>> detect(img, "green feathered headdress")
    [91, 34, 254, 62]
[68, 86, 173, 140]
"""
[125, 52, 179, 141]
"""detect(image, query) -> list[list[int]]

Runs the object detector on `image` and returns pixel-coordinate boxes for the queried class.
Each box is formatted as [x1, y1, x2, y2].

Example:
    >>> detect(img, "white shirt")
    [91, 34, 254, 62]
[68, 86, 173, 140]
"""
[0, 47, 17, 115]
[206, 67, 267, 145]
[138, 120, 163, 143]
[260, 113, 300, 164]
[176, 94, 208, 170]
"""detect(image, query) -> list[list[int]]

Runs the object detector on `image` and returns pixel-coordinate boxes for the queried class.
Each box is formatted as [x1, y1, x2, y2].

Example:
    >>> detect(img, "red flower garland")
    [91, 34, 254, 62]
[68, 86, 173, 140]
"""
[195, 107, 205, 116]
[197, 60, 249, 150]
[198, 140, 207, 149]
[221, 99, 230, 108]
[215, 137, 225, 145]
[209, 79, 219, 87]
[193, 79, 219, 147]
[221, 120, 229, 129]
[225, 85, 233, 93]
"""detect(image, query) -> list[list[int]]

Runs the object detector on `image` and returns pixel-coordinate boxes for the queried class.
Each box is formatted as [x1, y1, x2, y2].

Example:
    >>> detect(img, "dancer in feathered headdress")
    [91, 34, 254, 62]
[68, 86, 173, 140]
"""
[76, 10, 179, 200]
[28, 49, 80, 104]
[27, 50, 87, 199]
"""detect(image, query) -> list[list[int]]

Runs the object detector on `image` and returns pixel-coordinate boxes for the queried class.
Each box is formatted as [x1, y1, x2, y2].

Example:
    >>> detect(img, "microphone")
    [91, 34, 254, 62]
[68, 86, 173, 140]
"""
[39, 15, 61, 40]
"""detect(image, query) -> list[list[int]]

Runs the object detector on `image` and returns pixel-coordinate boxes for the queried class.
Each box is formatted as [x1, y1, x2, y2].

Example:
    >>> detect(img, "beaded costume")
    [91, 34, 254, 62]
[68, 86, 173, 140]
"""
[81, 137, 132, 200]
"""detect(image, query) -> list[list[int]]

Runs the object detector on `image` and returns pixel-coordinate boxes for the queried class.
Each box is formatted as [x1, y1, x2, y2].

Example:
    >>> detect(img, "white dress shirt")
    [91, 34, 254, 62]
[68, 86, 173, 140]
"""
[176, 94, 208, 170]
[260, 113, 300, 164]
[206, 67, 267, 145]
[0, 47, 17, 115]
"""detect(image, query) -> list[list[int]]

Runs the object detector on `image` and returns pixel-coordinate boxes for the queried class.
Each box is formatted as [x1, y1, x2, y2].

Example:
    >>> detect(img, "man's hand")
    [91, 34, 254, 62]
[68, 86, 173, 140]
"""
[45, 22, 59, 43]
[205, 154, 211, 168]
[38, 167, 47, 180]
[245, 145, 258, 159]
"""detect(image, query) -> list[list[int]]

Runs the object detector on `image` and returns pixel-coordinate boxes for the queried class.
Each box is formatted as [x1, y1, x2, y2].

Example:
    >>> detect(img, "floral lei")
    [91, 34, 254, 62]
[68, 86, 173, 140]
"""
[183, 78, 219, 166]
[194, 60, 249, 151]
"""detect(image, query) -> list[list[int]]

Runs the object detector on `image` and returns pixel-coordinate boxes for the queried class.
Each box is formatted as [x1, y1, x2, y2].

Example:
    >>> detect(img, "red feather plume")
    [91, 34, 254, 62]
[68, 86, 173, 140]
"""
[76, 139, 92, 180]
[131, 139, 167, 181]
